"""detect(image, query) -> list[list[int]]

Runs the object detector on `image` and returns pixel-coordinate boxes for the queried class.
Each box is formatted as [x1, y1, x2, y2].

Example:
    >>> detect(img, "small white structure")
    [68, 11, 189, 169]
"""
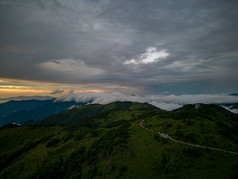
[195, 103, 200, 109]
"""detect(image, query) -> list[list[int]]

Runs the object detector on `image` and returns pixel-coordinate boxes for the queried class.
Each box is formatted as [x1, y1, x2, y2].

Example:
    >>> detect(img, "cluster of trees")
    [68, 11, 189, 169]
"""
[0, 135, 52, 174]
[88, 123, 130, 157]
[33, 146, 86, 179]
[153, 146, 204, 177]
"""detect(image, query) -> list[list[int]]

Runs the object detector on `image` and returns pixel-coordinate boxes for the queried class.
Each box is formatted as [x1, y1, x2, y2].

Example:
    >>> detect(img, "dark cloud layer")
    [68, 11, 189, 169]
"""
[0, 0, 238, 94]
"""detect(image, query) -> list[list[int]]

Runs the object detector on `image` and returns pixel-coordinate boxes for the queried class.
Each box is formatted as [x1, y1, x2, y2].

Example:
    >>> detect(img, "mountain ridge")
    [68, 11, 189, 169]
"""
[0, 101, 238, 178]
[34, 101, 162, 126]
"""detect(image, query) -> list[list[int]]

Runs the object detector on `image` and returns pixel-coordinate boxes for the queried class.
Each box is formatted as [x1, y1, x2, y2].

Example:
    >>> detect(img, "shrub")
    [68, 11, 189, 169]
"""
[46, 138, 60, 148]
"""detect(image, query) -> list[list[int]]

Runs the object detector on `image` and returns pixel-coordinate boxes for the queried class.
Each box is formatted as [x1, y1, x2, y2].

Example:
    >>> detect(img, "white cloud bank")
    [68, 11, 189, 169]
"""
[221, 105, 238, 114]
[56, 92, 238, 112]
[124, 47, 169, 65]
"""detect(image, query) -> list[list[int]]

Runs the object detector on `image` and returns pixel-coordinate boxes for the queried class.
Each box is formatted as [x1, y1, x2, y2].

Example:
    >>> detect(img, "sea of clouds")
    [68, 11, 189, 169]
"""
[56, 92, 238, 113]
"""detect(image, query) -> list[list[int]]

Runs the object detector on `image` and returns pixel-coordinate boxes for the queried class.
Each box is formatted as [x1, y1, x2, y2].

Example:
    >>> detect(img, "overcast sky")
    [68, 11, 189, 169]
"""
[0, 0, 238, 96]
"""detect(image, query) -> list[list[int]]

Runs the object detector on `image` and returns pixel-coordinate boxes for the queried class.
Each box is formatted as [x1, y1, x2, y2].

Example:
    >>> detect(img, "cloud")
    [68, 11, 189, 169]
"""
[4, 45, 29, 54]
[0, 1, 238, 94]
[68, 90, 75, 94]
[50, 89, 64, 94]
[221, 105, 238, 114]
[124, 47, 169, 65]
[56, 92, 238, 111]
[161, 60, 202, 72]
[38, 59, 104, 81]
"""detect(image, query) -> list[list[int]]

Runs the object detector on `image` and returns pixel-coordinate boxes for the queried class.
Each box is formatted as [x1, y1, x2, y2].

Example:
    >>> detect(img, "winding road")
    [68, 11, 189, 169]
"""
[139, 120, 238, 155]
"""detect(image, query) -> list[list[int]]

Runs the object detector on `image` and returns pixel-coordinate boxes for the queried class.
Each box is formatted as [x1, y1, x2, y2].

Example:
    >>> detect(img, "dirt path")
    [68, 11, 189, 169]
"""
[139, 120, 238, 155]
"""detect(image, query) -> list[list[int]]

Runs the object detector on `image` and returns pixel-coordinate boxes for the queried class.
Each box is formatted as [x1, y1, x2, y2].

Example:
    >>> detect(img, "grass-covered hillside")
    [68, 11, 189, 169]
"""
[0, 102, 238, 178]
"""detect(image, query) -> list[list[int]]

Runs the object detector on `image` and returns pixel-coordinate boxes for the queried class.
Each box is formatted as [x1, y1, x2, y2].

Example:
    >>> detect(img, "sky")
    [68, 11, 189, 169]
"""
[0, 0, 238, 103]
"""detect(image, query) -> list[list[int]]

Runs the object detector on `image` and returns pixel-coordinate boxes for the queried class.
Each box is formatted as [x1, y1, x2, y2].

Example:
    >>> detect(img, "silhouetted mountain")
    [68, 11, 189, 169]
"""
[172, 103, 238, 120]
[229, 93, 238, 96]
[0, 99, 86, 127]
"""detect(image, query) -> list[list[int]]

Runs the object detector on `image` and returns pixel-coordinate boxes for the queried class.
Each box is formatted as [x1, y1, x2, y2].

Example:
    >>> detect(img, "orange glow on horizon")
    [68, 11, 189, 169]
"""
[0, 89, 52, 94]
[0, 77, 138, 99]
[74, 89, 106, 93]
[0, 88, 106, 96]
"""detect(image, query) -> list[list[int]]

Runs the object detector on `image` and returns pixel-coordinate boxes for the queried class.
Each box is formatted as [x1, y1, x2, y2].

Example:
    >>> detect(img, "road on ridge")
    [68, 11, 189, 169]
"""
[139, 120, 238, 155]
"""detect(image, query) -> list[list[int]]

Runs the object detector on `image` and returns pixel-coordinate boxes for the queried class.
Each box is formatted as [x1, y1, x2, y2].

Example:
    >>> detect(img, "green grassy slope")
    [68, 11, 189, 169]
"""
[0, 102, 238, 178]
[35, 101, 161, 126]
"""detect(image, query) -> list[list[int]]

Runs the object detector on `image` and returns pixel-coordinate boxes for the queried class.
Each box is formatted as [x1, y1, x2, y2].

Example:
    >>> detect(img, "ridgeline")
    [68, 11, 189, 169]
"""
[0, 101, 238, 178]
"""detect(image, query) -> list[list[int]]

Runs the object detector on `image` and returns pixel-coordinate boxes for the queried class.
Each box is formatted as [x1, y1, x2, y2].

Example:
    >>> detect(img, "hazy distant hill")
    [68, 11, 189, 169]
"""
[229, 93, 238, 96]
[0, 99, 53, 118]
[0, 99, 86, 127]
[0, 101, 238, 178]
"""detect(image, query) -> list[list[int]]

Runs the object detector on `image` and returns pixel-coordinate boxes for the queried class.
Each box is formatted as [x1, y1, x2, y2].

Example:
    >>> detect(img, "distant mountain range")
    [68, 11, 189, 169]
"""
[0, 99, 86, 127]
[229, 93, 238, 96]
[0, 98, 237, 127]
[0, 95, 54, 103]
[0, 101, 237, 178]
